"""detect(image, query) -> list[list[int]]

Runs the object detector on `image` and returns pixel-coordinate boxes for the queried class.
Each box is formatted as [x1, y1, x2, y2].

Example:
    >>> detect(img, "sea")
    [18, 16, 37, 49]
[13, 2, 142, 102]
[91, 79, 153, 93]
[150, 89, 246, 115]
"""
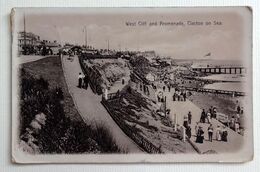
[191, 59, 247, 93]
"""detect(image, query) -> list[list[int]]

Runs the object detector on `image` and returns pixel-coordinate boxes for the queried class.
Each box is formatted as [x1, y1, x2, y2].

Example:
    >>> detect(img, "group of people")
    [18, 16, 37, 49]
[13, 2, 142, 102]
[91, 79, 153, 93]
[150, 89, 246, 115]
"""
[200, 106, 217, 124]
[195, 122, 228, 143]
[173, 89, 187, 101]
[181, 107, 229, 144]
[229, 103, 244, 134]
[162, 84, 172, 92]
[78, 72, 89, 89]
[196, 106, 230, 143]
[195, 123, 228, 143]
[230, 116, 241, 133]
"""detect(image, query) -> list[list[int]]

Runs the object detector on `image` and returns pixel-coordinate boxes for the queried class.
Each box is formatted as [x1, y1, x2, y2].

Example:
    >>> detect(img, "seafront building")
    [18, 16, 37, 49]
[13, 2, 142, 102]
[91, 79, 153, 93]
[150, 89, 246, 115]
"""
[18, 31, 61, 55]
[18, 31, 41, 52]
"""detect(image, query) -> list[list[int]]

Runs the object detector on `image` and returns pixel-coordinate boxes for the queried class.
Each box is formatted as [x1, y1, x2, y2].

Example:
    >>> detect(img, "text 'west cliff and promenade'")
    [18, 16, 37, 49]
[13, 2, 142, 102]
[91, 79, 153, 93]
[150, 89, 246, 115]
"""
[125, 20, 223, 27]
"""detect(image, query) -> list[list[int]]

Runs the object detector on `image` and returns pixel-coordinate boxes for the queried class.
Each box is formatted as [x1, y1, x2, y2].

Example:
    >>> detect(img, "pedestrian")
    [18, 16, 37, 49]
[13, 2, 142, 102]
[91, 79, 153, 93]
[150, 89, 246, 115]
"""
[188, 111, 192, 124]
[208, 124, 214, 142]
[216, 125, 222, 141]
[235, 100, 240, 113]
[209, 106, 213, 115]
[183, 114, 188, 128]
[237, 105, 241, 114]
[173, 93, 176, 101]
[186, 125, 192, 139]
[230, 116, 235, 130]
[183, 91, 186, 101]
[83, 75, 89, 89]
[221, 126, 228, 142]
[195, 122, 199, 136]
[240, 107, 244, 115]
[168, 85, 171, 92]
[213, 107, 217, 118]
[163, 86, 166, 92]
[235, 122, 240, 133]
[207, 111, 211, 124]
[200, 109, 206, 123]
[180, 91, 183, 101]
[236, 112, 240, 122]
[182, 90, 187, 101]
[146, 86, 150, 96]
[196, 126, 204, 143]
[78, 72, 83, 88]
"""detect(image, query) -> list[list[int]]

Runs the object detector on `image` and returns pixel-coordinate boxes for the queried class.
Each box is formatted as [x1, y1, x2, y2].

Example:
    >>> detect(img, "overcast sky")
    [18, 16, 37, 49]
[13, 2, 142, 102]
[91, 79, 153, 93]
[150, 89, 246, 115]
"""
[15, 7, 251, 60]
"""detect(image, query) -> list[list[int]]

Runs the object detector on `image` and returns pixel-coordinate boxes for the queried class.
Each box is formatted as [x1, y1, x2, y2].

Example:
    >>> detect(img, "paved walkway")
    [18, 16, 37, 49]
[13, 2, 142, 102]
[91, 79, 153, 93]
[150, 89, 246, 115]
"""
[61, 55, 142, 153]
[167, 98, 243, 154]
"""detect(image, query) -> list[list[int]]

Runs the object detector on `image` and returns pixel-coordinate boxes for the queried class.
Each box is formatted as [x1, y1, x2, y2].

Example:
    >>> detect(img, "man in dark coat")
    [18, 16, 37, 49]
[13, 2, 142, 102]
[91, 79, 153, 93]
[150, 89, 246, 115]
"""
[83, 75, 89, 89]
[200, 109, 206, 123]
[186, 126, 192, 139]
[188, 111, 192, 124]
[183, 91, 186, 101]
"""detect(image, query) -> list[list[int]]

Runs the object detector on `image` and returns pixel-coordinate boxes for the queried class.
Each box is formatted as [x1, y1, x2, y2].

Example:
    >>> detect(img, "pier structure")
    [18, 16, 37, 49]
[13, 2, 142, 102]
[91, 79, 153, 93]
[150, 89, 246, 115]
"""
[178, 86, 245, 96]
[192, 67, 246, 74]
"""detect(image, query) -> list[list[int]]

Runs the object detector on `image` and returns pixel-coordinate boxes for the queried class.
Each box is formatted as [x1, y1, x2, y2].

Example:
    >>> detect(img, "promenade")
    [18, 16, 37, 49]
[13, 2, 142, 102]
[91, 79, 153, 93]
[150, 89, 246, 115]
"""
[167, 98, 243, 154]
[61, 55, 142, 153]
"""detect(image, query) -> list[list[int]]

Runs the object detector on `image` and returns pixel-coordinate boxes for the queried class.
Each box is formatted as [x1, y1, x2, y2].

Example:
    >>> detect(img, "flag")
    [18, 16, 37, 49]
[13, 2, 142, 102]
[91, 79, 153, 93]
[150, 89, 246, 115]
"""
[204, 52, 211, 57]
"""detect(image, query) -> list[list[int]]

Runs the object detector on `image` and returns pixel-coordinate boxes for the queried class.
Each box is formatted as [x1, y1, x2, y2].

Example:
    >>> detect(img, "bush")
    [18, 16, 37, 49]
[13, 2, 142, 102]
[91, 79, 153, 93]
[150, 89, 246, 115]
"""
[91, 123, 122, 153]
[19, 69, 122, 154]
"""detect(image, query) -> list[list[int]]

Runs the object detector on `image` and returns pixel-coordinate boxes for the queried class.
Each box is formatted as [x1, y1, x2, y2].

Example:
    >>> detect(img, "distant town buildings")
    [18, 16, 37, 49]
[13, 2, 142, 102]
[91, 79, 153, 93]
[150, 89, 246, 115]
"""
[18, 31, 61, 55]
[18, 31, 40, 46]
[18, 31, 41, 51]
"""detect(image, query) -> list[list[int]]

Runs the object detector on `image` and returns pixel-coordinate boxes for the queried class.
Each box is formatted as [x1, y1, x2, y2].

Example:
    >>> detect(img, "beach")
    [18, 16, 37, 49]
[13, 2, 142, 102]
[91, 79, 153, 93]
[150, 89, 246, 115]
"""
[188, 91, 244, 118]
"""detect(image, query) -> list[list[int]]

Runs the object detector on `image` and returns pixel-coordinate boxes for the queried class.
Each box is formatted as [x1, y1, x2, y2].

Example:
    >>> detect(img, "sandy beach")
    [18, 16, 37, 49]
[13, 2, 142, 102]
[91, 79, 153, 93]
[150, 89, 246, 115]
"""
[188, 91, 245, 119]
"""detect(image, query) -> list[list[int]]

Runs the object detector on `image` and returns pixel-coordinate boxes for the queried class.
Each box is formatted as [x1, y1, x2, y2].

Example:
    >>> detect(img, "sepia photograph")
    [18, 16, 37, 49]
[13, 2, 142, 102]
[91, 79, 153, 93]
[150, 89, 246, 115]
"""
[11, 7, 253, 163]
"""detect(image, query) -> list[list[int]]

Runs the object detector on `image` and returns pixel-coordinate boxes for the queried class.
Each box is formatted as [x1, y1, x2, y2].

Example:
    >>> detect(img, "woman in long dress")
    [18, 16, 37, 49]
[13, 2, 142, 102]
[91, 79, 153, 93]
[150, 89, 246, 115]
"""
[196, 126, 204, 143]
[207, 111, 211, 124]
[216, 125, 222, 141]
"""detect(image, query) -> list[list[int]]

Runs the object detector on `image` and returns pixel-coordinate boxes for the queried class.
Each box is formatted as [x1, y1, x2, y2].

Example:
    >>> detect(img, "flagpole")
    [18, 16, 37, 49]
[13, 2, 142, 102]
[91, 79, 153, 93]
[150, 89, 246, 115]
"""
[84, 26, 87, 48]
[23, 12, 26, 47]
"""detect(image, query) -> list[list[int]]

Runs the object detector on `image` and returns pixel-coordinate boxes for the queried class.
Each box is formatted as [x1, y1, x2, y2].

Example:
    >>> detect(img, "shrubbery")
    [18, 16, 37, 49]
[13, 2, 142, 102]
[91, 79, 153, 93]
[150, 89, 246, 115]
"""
[19, 68, 122, 154]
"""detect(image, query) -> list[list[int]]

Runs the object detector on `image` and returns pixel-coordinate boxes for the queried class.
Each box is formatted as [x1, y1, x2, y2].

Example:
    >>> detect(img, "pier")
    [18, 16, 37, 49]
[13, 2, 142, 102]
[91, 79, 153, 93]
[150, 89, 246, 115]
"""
[192, 67, 246, 74]
[179, 86, 245, 96]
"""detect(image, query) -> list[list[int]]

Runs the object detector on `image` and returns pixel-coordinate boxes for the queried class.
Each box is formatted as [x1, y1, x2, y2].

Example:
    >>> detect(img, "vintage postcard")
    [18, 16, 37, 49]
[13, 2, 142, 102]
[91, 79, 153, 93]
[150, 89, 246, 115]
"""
[11, 7, 253, 163]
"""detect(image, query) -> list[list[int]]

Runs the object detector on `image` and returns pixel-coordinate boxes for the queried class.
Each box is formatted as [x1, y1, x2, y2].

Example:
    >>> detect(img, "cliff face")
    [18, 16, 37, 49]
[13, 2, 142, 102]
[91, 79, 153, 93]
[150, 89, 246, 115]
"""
[103, 87, 196, 153]
[82, 58, 129, 94]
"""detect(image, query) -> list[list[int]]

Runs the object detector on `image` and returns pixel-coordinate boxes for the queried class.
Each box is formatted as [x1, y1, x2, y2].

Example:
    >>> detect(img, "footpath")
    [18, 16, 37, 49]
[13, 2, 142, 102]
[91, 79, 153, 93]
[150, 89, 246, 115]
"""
[61, 55, 142, 153]
[167, 97, 243, 154]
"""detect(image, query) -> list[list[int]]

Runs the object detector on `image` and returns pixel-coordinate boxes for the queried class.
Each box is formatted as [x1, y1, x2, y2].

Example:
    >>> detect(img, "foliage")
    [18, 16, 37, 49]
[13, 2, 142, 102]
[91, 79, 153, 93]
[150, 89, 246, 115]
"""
[19, 68, 122, 153]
